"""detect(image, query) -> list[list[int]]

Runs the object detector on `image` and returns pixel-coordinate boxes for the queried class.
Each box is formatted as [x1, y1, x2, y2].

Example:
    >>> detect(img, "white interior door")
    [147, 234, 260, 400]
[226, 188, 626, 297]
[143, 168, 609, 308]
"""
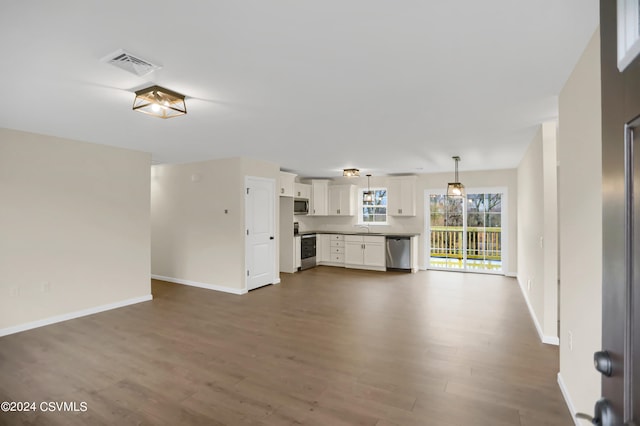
[245, 176, 276, 291]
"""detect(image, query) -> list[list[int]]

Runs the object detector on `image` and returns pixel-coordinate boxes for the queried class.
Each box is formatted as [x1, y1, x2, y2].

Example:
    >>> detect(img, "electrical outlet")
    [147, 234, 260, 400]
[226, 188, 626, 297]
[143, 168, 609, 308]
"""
[42, 281, 51, 292]
[568, 331, 573, 351]
[527, 279, 531, 291]
[10, 287, 19, 297]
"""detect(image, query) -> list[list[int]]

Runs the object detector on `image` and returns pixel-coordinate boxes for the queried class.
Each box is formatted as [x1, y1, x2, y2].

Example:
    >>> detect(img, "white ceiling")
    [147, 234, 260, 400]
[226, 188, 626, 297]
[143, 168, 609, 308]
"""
[0, 1, 599, 177]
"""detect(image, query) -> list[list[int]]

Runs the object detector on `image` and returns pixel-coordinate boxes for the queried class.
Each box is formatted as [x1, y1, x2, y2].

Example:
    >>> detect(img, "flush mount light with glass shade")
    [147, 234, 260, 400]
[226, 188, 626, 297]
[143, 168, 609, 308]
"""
[133, 85, 187, 119]
[343, 168, 360, 177]
[447, 156, 465, 197]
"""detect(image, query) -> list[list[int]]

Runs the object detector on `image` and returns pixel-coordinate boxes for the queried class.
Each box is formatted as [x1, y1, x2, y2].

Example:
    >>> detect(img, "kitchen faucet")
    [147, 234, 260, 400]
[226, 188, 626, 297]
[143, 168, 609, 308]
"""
[354, 224, 370, 233]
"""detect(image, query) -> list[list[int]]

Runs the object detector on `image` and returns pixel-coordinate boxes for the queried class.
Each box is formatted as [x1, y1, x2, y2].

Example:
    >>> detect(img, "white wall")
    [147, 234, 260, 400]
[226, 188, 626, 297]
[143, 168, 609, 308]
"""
[297, 169, 517, 274]
[517, 121, 559, 344]
[150, 157, 279, 293]
[0, 128, 152, 334]
[557, 28, 602, 423]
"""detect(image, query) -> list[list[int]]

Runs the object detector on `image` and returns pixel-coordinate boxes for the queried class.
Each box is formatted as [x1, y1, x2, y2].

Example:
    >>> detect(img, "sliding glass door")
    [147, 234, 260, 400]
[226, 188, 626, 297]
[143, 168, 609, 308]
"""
[428, 190, 504, 273]
[429, 195, 464, 269]
[465, 193, 502, 271]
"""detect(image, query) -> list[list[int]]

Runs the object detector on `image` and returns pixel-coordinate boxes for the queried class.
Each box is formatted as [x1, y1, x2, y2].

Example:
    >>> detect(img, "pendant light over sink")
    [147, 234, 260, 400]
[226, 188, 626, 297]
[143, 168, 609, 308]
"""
[447, 156, 465, 197]
[363, 174, 373, 202]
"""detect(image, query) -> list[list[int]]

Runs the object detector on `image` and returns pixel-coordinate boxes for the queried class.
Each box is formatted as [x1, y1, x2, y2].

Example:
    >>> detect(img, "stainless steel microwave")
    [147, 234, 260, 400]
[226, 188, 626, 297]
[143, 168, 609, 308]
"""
[294, 198, 309, 215]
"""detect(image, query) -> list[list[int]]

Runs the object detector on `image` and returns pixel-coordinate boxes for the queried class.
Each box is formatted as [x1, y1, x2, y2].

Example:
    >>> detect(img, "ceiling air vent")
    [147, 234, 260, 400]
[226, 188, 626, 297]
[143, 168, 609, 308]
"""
[101, 49, 161, 76]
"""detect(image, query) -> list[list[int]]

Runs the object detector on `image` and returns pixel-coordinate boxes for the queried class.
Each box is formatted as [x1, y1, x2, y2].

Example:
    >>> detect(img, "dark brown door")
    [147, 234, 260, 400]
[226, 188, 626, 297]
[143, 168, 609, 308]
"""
[598, 1, 640, 424]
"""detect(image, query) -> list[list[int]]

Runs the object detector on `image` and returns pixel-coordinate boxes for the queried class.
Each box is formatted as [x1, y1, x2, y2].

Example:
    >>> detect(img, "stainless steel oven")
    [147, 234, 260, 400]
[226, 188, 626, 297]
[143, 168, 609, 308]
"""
[300, 234, 316, 270]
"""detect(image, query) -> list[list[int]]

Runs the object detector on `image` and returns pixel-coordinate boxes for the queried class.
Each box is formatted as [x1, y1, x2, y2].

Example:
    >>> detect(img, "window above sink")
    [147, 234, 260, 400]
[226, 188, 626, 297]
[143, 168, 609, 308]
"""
[358, 188, 387, 225]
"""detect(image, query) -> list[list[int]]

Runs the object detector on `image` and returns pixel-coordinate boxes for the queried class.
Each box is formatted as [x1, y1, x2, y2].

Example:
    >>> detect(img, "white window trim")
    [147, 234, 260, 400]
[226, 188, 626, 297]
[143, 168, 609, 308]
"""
[618, 0, 640, 71]
[358, 187, 388, 225]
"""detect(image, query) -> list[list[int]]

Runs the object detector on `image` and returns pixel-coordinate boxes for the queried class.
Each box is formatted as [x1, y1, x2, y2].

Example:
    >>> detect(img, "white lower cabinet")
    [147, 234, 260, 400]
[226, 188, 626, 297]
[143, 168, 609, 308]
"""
[317, 234, 345, 266]
[317, 234, 331, 263]
[344, 235, 386, 271]
[363, 239, 386, 267]
[328, 234, 345, 265]
[344, 240, 364, 265]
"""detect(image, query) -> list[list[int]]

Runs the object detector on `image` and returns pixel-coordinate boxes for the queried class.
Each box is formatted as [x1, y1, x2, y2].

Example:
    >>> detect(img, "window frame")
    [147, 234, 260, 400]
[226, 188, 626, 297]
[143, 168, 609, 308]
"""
[358, 187, 388, 225]
[617, 0, 640, 71]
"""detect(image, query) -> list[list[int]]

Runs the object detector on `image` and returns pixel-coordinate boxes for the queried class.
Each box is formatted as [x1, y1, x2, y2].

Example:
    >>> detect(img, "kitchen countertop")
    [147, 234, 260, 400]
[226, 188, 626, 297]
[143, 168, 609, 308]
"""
[297, 231, 420, 237]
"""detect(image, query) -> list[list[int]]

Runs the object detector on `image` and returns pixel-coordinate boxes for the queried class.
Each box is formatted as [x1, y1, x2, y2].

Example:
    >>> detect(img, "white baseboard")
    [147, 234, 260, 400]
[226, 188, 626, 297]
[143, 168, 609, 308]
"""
[557, 373, 581, 426]
[517, 276, 559, 345]
[344, 264, 386, 272]
[0, 294, 153, 337]
[151, 274, 247, 295]
[543, 335, 560, 345]
[273, 278, 281, 284]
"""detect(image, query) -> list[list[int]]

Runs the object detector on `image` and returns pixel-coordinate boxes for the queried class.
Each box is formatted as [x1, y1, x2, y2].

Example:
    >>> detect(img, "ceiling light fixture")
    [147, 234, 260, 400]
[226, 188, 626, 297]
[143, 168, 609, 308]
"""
[343, 168, 360, 177]
[364, 174, 373, 202]
[133, 85, 186, 119]
[447, 156, 465, 197]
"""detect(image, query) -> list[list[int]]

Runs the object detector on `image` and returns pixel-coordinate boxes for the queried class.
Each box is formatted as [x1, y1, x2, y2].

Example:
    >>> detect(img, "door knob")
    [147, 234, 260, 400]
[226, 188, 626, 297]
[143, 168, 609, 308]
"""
[593, 398, 613, 426]
[576, 398, 614, 426]
[269, 236, 274, 240]
[593, 351, 612, 376]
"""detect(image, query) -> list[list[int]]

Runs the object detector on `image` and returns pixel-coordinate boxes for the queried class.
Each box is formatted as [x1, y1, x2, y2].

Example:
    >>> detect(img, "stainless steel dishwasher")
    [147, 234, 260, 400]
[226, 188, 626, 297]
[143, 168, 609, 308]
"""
[385, 236, 411, 271]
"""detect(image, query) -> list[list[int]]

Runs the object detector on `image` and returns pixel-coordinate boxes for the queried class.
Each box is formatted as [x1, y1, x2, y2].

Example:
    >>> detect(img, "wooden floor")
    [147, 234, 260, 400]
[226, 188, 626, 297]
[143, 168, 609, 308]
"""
[0, 267, 572, 425]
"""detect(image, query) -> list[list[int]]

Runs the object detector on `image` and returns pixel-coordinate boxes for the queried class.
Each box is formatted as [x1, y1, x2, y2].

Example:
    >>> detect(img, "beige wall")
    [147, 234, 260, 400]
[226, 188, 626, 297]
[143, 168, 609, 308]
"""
[150, 157, 279, 293]
[298, 169, 517, 274]
[542, 121, 559, 338]
[518, 127, 545, 324]
[517, 121, 559, 343]
[557, 28, 602, 422]
[0, 128, 151, 332]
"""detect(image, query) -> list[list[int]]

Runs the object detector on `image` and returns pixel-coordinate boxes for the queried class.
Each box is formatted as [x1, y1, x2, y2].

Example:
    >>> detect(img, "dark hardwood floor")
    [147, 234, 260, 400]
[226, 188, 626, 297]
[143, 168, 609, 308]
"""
[0, 267, 572, 425]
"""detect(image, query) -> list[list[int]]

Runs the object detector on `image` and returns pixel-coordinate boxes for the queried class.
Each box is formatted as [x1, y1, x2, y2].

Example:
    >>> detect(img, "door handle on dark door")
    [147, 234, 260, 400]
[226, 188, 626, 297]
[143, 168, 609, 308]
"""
[593, 351, 613, 376]
[592, 398, 614, 426]
[576, 398, 614, 426]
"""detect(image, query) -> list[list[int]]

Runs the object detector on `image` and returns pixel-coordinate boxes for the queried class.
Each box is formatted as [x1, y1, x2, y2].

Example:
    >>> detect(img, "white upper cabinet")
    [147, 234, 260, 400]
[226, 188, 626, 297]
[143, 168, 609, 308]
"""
[328, 185, 356, 216]
[294, 182, 311, 199]
[310, 180, 329, 216]
[388, 176, 416, 216]
[279, 171, 296, 197]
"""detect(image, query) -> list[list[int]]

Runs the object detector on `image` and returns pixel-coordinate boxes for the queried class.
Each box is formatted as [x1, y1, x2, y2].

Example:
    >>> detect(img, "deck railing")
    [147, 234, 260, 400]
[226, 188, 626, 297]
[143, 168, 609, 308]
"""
[430, 226, 502, 260]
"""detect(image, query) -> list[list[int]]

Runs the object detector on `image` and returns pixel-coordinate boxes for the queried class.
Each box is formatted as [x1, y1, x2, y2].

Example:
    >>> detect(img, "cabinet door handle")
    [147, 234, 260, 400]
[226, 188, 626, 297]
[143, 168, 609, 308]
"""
[281, 188, 284, 193]
[398, 208, 402, 214]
